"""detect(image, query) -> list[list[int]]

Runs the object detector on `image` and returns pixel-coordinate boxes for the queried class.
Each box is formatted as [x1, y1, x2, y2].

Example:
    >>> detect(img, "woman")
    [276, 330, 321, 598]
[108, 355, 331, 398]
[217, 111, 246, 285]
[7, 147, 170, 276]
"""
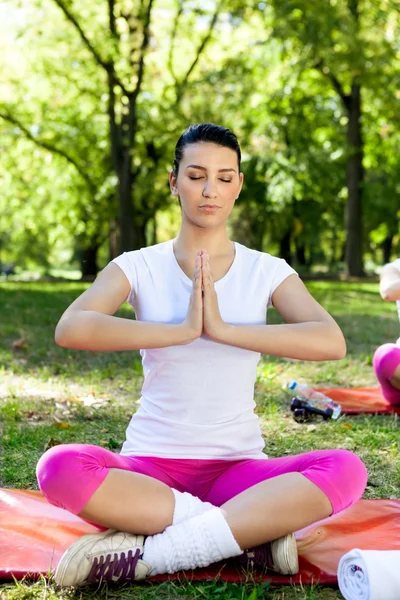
[373, 259, 400, 404]
[37, 123, 367, 587]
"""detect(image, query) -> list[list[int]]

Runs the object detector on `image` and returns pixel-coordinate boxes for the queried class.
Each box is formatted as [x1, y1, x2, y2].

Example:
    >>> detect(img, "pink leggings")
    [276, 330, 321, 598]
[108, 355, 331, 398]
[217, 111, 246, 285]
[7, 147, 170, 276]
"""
[373, 343, 400, 404]
[36, 444, 367, 518]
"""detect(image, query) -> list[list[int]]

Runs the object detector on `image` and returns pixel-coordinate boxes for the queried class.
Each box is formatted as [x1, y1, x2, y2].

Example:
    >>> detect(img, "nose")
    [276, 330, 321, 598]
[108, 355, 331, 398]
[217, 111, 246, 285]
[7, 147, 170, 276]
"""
[202, 179, 217, 199]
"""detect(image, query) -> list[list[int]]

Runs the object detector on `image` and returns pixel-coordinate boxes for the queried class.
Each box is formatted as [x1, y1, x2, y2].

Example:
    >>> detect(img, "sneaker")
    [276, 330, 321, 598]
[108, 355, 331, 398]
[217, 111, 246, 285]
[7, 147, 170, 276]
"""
[54, 529, 152, 587]
[236, 532, 299, 575]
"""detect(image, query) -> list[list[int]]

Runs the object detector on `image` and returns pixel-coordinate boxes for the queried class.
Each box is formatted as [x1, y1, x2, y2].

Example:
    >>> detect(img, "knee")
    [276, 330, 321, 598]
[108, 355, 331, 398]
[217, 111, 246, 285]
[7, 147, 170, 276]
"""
[36, 444, 84, 507]
[331, 449, 368, 509]
[373, 343, 400, 378]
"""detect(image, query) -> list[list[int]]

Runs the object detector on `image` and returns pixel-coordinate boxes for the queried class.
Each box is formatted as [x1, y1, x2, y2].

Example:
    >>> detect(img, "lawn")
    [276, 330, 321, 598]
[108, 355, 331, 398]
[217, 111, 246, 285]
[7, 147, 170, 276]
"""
[1, 280, 399, 599]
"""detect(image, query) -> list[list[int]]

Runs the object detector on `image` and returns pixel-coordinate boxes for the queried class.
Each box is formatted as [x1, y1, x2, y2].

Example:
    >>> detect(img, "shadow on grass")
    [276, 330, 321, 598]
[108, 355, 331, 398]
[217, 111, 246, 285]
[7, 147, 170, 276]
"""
[1, 281, 398, 376]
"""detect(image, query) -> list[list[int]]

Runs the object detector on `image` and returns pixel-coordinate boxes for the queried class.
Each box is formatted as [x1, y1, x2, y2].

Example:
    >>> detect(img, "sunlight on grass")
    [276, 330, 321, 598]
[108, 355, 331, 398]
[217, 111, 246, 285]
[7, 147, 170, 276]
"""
[0, 280, 399, 600]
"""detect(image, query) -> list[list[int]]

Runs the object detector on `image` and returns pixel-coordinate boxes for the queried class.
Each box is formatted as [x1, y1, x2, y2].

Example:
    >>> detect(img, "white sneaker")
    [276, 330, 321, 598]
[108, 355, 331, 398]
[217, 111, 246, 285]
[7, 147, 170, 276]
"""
[54, 529, 152, 587]
[237, 532, 299, 575]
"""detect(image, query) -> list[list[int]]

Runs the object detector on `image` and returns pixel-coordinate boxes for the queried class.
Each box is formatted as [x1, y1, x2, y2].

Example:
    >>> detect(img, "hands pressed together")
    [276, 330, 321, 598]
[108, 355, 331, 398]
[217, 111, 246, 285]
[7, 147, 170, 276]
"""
[183, 249, 226, 342]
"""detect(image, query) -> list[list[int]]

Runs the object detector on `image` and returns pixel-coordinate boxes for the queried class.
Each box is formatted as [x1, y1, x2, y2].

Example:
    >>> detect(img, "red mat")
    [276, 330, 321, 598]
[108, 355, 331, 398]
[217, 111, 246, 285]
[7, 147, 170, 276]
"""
[1, 489, 400, 585]
[315, 387, 400, 415]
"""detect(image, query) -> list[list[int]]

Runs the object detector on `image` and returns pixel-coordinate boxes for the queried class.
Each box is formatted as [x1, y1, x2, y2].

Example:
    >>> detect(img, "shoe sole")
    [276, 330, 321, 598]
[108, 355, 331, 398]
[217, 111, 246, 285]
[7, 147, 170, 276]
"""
[271, 533, 299, 575]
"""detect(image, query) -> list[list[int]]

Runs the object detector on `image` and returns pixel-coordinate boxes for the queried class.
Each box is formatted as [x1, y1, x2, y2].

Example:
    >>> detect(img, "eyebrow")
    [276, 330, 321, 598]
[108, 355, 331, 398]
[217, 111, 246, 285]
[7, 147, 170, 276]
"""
[185, 164, 237, 173]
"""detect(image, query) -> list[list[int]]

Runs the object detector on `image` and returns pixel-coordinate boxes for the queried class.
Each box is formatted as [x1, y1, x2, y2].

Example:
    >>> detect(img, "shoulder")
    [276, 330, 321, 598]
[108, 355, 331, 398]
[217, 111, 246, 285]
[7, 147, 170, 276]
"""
[113, 240, 172, 267]
[388, 259, 400, 271]
[140, 240, 173, 259]
[235, 242, 296, 273]
[381, 259, 400, 277]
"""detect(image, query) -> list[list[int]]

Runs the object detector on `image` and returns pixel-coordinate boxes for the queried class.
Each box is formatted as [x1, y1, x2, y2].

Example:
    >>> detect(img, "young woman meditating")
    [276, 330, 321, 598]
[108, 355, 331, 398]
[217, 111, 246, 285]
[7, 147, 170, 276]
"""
[37, 123, 367, 587]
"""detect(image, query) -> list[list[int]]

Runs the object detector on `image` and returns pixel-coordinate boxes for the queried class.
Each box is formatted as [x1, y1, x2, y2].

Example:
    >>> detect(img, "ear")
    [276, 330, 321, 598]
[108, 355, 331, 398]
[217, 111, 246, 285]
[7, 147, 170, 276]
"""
[169, 171, 179, 196]
[237, 172, 244, 198]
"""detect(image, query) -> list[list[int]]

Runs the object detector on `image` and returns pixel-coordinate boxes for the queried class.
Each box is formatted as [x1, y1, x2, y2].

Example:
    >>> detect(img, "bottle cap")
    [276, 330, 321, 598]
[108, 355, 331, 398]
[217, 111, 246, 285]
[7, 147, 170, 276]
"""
[287, 381, 297, 390]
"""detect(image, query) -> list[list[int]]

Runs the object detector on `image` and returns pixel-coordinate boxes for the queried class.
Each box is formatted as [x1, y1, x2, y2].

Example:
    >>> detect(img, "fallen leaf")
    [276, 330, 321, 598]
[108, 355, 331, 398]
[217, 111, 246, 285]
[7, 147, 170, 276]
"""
[55, 422, 72, 429]
[44, 437, 61, 451]
[11, 338, 27, 351]
[72, 392, 100, 407]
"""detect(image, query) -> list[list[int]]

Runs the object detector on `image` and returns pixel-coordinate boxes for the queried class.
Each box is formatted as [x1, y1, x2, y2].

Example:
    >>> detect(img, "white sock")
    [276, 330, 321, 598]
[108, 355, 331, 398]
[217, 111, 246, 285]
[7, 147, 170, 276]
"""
[171, 488, 214, 525]
[143, 506, 243, 575]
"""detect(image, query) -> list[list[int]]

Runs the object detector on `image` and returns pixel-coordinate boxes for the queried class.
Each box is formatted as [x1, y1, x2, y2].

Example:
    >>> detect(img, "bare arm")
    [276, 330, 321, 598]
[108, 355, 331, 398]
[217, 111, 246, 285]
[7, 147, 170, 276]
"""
[210, 274, 346, 361]
[55, 263, 201, 351]
[380, 264, 400, 301]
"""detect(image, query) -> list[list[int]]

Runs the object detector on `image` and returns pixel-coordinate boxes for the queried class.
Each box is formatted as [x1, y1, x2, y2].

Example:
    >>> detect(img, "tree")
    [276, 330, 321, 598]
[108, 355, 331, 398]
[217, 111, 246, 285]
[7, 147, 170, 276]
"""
[267, 0, 400, 275]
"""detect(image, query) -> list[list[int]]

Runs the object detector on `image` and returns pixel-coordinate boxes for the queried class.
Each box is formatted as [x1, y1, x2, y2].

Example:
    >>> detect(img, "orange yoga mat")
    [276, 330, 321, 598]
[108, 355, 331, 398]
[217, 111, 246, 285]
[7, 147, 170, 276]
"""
[1, 488, 400, 585]
[315, 387, 400, 415]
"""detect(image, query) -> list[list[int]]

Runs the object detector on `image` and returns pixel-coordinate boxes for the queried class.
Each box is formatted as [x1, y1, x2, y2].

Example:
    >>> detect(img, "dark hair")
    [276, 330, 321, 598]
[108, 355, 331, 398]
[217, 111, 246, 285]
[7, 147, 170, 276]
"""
[173, 123, 241, 175]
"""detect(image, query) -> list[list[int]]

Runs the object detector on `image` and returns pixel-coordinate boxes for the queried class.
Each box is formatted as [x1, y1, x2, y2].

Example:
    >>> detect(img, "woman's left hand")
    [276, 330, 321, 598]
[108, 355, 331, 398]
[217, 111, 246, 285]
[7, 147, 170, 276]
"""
[201, 250, 226, 340]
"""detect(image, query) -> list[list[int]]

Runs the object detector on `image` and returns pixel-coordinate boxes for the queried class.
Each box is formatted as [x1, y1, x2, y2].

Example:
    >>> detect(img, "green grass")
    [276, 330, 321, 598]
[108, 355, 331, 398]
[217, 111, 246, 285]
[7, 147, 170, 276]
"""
[1, 280, 400, 599]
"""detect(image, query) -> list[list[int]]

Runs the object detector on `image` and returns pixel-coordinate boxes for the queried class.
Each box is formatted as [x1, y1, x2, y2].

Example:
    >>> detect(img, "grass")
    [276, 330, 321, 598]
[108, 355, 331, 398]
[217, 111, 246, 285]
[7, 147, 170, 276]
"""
[1, 280, 400, 599]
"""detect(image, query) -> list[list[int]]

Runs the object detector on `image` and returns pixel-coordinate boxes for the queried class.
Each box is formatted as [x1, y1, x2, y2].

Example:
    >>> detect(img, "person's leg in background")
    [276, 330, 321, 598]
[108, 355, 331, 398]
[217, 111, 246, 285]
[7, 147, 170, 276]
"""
[373, 343, 400, 404]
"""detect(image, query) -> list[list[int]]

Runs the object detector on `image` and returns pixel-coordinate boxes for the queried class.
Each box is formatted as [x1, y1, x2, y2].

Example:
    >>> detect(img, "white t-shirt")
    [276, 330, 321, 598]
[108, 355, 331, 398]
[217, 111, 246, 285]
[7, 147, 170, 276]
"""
[112, 240, 297, 459]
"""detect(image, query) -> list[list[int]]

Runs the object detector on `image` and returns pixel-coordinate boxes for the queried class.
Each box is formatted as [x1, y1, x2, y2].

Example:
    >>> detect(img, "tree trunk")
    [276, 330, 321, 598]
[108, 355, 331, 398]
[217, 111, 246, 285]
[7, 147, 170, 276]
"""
[295, 242, 307, 266]
[134, 219, 147, 250]
[80, 243, 99, 280]
[279, 229, 292, 264]
[345, 80, 364, 276]
[109, 220, 120, 261]
[118, 148, 137, 252]
[381, 234, 393, 265]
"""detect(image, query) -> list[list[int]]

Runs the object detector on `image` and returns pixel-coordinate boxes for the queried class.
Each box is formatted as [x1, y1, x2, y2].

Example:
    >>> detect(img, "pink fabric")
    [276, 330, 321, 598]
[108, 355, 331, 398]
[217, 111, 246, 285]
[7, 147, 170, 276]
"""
[373, 343, 400, 405]
[37, 444, 367, 517]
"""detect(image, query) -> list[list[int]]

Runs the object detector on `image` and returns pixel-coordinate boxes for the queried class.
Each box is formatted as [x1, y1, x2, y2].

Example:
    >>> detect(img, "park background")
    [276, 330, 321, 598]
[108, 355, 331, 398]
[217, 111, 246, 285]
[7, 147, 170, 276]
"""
[1, 1, 400, 599]
[1, 0, 399, 280]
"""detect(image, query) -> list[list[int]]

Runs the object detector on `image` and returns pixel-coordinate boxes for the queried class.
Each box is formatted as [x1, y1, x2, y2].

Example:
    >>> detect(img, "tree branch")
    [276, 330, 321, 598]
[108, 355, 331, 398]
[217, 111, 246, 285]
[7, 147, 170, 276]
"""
[52, 0, 129, 95]
[314, 59, 351, 112]
[176, 0, 223, 102]
[125, 0, 155, 146]
[132, 0, 155, 105]
[0, 111, 96, 192]
[168, 0, 184, 84]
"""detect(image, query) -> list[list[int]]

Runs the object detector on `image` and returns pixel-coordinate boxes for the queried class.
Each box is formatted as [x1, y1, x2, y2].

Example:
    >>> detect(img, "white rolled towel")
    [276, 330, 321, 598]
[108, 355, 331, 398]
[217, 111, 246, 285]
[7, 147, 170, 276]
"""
[338, 548, 400, 600]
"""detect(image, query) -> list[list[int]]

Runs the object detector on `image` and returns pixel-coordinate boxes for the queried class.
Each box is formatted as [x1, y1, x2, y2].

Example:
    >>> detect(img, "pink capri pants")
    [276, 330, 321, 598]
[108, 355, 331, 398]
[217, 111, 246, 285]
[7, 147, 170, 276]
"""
[373, 343, 400, 405]
[37, 444, 367, 517]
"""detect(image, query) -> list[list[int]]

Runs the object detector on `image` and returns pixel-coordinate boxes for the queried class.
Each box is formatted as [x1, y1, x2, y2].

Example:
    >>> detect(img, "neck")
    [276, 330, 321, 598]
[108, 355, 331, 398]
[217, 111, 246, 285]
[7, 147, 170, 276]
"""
[174, 222, 233, 257]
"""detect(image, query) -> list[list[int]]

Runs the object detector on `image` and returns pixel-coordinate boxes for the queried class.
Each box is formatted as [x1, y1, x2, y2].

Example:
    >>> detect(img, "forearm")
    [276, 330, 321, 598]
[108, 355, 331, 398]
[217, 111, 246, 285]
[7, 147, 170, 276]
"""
[55, 311, 194, 351]
[213, 321, 346, 361]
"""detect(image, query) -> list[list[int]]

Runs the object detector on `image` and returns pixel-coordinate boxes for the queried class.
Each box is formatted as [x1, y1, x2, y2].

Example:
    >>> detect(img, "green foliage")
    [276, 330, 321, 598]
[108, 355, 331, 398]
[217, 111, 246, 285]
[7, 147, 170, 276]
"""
[1, 0, 400, 275]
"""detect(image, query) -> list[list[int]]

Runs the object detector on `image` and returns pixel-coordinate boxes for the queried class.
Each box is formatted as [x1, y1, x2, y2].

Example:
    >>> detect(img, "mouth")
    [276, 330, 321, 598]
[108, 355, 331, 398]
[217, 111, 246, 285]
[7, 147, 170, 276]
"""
[199, 204, 220, 211]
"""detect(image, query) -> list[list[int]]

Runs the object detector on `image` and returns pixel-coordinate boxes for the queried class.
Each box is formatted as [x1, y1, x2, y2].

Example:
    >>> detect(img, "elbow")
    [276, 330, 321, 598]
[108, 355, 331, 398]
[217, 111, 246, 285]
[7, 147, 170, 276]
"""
[55, 315, 80, 348]
[321, 325, 346, 361]
[328, 330, 347, 360]
[380, 291, 393, 302]
[54, 323, 70, 348]
[331, 339, 347, 360]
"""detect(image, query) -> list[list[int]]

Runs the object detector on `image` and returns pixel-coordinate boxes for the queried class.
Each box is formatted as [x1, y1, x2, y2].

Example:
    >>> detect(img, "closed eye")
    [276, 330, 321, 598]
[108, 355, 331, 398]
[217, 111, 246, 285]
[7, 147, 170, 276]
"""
[188, 176, 232, 183]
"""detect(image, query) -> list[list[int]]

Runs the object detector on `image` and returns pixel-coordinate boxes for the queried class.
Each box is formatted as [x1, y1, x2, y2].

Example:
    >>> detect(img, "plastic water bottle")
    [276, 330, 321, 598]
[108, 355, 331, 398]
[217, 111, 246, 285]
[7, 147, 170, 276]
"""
[287, 381, 341, 420]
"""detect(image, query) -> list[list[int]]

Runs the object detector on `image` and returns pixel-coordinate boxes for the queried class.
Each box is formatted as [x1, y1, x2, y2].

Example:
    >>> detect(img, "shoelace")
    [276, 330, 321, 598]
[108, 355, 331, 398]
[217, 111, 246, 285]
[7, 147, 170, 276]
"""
[86, 548, 141, 584]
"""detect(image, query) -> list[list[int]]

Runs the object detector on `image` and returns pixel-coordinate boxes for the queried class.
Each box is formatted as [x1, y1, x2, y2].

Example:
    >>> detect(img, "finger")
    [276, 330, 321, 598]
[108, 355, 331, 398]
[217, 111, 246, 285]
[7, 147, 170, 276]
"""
[201, 253, 214, 289]
[193, 254, 202, 291]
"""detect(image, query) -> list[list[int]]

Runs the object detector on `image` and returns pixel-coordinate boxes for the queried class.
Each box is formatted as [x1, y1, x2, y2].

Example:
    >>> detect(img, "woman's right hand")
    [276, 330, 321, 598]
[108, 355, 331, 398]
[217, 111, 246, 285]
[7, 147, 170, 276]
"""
[182, 250, 203, 342]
